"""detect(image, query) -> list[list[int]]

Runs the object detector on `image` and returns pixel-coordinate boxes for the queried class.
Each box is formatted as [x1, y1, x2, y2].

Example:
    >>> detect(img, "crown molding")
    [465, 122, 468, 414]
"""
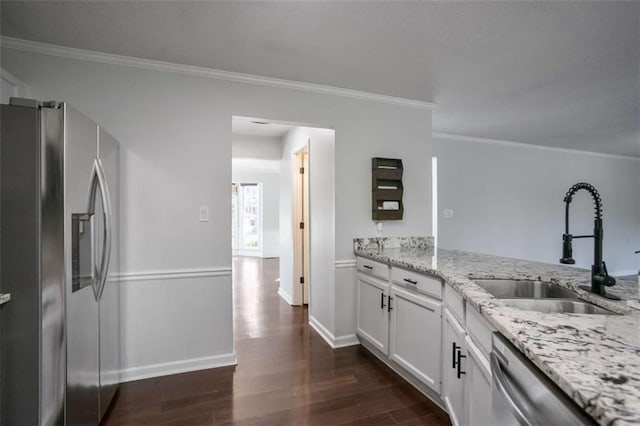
[433, 132, 640, 162]
[0, 36, 436, 110]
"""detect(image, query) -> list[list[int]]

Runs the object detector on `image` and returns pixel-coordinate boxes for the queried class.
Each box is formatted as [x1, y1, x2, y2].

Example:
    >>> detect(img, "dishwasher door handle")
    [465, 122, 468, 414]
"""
[490, 352, 536, 426]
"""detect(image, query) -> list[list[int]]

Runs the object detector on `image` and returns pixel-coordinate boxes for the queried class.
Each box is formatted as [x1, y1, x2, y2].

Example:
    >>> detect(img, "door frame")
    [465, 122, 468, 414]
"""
[293, 145, 310, 305]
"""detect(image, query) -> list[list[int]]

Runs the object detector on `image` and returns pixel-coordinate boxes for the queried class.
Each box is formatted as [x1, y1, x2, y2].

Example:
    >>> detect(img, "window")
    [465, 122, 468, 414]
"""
[232, 182, 262, 252]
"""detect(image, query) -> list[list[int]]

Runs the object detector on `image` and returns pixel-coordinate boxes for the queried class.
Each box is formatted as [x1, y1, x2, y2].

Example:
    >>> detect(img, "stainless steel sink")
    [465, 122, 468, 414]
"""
[499, 299, 613, 315]
[474, 279, 577, 299]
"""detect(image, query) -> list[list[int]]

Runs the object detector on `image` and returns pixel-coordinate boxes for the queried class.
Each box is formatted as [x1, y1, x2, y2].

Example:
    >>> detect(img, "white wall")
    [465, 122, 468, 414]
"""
[1, 45, 433, 371]
[434, 135, 640, 275]
[232, 170, 280, 258]
[308, 129, 337, 333]
[278, 128, 336, 334]
[232, 134, 282, 160]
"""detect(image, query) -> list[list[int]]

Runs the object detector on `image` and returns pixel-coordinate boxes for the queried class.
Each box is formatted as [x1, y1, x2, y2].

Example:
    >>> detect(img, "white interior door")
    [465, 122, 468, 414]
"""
[293, 147, 309, 305]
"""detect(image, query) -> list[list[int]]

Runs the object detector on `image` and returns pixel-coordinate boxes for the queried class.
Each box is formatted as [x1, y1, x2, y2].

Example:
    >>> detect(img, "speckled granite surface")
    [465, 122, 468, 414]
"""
[353, 236, 434, 251]
[354, 243, 640, 426]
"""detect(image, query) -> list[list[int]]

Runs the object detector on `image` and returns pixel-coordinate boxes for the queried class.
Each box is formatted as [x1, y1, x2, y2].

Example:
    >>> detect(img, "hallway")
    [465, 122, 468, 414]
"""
[104, 257, 450, 425]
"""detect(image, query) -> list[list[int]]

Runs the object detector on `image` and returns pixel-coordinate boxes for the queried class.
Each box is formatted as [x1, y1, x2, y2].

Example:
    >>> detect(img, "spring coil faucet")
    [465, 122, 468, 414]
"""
[560, 182, 618, 299]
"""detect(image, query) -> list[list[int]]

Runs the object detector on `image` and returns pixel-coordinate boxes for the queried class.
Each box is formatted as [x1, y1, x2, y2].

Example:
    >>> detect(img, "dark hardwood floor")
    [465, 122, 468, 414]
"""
[103, 257, 451, 425]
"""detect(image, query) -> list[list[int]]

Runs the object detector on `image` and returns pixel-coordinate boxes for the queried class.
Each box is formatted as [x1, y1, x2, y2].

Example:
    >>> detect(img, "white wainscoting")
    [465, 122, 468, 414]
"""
[333, 259, 359, 346]
[306, 259, 360, 349]
[118, 267, 236, 382]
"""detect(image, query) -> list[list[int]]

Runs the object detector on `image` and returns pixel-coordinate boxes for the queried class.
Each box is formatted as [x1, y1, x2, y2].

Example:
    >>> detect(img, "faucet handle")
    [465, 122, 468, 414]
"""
[602, 262, 616, 287]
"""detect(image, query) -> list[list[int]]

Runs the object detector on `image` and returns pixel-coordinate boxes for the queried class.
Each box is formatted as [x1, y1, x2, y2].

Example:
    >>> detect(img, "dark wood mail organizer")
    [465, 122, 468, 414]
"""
[372, 157, 404, 220]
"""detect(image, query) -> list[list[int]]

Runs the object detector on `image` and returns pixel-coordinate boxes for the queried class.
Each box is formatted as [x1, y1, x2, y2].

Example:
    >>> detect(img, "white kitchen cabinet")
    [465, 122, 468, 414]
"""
[463, 335, 493, 426]
[389, 285, 442, 392]
[442, 309, 466, 426]
[356, 273, 390, 354]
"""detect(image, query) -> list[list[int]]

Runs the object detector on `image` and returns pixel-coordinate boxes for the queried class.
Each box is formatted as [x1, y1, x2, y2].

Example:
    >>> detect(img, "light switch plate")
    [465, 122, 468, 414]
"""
[443, 209, 454, 219]
[199, 206, 209, 222]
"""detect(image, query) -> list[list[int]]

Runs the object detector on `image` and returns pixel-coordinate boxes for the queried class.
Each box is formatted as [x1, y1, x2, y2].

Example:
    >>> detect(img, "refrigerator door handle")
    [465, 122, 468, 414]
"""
[87, 158, 113, 301]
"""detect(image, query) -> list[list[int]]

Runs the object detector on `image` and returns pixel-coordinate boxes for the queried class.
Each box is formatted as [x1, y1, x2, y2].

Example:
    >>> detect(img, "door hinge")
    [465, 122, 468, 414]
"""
[299, 167, 305, 174]
[300, 277, 305, 284]
[299, 222, 304, 229]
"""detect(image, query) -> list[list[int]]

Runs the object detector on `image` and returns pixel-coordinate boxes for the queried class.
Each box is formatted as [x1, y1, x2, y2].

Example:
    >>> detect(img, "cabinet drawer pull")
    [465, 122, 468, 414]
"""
[380, 292, 386, 309]
[403, 278, 418, 285]
[363, 265, 373, 270]
[388, 295, 393, 312]
[456, 351, 466, 379]
[452, 342, 460, 369]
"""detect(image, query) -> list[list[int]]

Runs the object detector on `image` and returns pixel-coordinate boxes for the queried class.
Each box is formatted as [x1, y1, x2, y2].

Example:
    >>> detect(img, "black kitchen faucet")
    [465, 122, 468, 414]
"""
[560, 182, 618, 300]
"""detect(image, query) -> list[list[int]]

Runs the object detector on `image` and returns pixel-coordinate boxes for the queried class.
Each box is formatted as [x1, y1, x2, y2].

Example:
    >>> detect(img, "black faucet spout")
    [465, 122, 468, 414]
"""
[560, 183, 617, 299]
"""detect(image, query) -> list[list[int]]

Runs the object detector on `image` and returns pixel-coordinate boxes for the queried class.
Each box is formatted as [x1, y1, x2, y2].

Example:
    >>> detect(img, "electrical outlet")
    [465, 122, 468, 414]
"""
[199, 206, 209, 222]
[443, 209, 454, 219]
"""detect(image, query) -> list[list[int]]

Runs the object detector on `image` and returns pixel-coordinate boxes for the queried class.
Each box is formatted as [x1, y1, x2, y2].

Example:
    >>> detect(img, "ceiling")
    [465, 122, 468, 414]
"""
[1, 1, 638, 157]
[232, 116, 295, 137]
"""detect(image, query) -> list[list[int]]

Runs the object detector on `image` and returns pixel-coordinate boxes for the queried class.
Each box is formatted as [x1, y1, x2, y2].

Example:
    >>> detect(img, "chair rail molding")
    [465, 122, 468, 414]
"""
[116, 267, 232, 282]
[334, 260, 357, 269]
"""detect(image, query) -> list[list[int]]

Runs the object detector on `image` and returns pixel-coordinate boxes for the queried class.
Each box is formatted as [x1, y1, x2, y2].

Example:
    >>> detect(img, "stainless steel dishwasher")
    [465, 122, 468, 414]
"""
[491, 333, 597, 426]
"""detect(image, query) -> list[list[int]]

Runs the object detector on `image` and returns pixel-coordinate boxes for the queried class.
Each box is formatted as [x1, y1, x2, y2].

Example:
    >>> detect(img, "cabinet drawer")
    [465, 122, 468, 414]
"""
[465, 304, 495, 359]
[357, 257, 389, 281]
[444, 284, 464, 323]
[391, 267, 442, 300]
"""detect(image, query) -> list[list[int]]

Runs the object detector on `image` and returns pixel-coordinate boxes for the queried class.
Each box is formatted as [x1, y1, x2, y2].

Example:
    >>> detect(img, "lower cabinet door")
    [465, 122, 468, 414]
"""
[463, 336, 493, 426]
[442, 309, 466, 426]
[389, 285, 442, 393]
[356, 273, 389, 354]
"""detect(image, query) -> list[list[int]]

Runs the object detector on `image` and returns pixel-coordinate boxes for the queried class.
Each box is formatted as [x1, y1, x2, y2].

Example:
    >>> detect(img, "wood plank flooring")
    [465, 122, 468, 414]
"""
[103, 257, 451, 425]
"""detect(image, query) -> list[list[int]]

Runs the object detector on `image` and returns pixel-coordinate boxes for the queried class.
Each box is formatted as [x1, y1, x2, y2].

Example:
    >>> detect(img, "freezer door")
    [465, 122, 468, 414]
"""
[97, 126, 121, 419]
[65, 104, 101, 426]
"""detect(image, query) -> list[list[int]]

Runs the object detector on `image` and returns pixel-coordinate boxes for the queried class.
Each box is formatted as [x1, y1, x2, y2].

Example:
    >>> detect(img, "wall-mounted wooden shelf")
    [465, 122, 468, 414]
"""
[372, 157, 404, 221]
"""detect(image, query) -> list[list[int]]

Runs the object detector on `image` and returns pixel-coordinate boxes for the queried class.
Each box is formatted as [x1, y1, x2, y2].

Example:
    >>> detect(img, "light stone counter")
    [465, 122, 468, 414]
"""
[354, 237, 640, 426]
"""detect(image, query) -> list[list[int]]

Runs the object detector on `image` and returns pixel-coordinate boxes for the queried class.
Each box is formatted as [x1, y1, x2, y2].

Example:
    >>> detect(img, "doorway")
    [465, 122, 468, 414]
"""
[231, 116, 335, 332]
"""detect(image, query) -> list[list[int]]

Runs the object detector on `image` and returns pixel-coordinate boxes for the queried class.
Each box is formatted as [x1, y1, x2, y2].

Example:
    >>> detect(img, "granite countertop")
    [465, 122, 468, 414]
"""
[353, 238, 640, 426]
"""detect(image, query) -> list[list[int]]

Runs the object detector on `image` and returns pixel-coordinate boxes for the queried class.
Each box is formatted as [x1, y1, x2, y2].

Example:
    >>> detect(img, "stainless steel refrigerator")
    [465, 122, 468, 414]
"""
[1, 98, 120, 425]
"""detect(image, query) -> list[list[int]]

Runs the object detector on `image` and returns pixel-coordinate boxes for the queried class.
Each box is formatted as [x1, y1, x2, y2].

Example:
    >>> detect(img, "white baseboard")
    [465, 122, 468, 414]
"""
[333, 333, 360, 348]
[120, 352, 237, 383]
[309, 315, 359, 349]
[278, 287, 293, 305]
